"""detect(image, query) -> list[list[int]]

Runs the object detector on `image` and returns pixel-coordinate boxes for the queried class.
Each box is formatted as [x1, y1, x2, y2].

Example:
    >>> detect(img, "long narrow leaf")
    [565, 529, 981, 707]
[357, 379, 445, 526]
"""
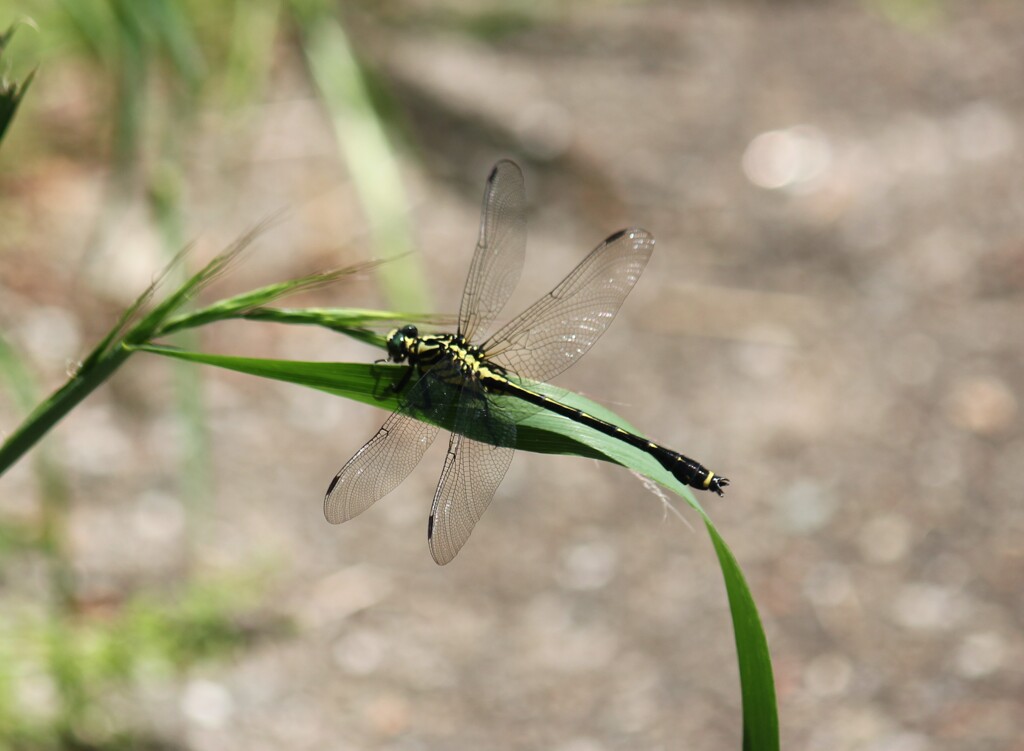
[154, 261, 388, 336]
[706, 520, 779, 751]
[135, 345, 689, 472]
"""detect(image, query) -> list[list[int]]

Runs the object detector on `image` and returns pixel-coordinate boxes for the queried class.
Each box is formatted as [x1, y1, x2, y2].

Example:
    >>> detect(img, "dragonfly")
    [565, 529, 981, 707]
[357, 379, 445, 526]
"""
[325, 160, 728, 564]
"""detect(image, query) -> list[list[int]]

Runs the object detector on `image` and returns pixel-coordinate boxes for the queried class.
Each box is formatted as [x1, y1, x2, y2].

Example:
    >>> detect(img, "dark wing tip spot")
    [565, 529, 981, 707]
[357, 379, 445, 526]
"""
[325, 474, 341, 497]
[427, 514, 435, 538]
[606, 227, 656, 245]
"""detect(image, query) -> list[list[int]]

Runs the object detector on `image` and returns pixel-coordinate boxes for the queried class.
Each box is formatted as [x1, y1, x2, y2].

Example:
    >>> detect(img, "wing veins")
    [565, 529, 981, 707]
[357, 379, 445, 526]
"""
[324, 407, 439, 524]
[458, 160, 527, 342]
[482, 228, 654, 383]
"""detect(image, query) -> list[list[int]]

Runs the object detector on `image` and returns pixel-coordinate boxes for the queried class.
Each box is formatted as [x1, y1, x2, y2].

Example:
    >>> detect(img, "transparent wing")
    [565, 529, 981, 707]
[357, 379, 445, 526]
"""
[324, 409, 439, 524]
[324, 360, 478, 524]
[458, 160, 527, 342]
[428, 434, 515, 566]
[427, 389, 517, 565]
[482, 228, 654, 383]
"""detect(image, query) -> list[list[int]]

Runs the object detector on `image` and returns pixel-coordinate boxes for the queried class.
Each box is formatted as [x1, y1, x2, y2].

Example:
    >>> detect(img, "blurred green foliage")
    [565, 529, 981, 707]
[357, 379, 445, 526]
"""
[0, 572, 280, 749]
[866, 0, 945, 28]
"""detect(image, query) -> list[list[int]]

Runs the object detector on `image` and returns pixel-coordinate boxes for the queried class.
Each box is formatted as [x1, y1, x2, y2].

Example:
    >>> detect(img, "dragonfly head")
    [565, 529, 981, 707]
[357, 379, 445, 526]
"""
[386, 325, 419, 363]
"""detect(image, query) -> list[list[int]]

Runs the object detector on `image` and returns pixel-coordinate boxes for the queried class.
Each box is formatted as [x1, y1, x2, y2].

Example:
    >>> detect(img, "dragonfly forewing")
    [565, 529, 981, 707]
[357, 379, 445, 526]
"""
[458, 159, 527, 343]
[483, 228, 654, 383]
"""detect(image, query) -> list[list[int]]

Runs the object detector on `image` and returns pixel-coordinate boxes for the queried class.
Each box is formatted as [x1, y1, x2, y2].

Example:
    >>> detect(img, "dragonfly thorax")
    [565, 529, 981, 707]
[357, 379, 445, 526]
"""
[387, 327, 492, 377]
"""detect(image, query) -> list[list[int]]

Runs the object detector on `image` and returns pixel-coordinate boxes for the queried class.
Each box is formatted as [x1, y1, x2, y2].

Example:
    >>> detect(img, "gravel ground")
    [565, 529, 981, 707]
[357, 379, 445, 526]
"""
[2, 3, 1022, 750]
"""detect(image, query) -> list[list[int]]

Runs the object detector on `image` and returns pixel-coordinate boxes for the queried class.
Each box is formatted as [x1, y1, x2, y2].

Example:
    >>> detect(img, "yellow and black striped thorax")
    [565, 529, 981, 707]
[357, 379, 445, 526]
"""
[385, 325, 507, 386]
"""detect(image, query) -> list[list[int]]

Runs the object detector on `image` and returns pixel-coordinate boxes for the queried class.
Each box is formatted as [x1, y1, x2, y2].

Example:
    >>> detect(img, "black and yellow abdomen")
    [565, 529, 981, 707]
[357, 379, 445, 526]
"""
[482, 373, 729, 496]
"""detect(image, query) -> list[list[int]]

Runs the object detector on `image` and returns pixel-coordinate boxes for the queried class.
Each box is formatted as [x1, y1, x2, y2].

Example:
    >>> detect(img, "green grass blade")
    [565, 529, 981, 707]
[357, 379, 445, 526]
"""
[222, 0, 281, 107]
[132, 345, 677, 468]
[154, 261, 387, 336]
[183, 305, 452, 350]
[56, 0, 120, 65]
[136, 345, 403, 407]
[705, 520, 779, 751]
[138, 0, 206, 87]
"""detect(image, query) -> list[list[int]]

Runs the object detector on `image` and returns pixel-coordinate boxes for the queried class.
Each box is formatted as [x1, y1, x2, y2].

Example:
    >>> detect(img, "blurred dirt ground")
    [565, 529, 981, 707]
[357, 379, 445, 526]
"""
[1, 2, 1023, 750]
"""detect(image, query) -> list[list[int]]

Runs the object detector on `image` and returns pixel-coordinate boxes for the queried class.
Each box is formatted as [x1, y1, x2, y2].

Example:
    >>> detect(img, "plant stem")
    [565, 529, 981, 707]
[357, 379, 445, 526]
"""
[0, 345, 132, 478]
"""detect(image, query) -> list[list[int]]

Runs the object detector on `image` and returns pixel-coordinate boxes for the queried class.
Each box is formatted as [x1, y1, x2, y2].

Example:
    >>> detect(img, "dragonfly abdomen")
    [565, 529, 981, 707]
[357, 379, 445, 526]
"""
[492, 379, 728, 496]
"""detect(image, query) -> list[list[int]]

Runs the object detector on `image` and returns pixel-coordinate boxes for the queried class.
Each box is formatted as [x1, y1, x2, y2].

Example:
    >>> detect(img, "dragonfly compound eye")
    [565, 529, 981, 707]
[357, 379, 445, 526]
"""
[386, 327, 415, 362]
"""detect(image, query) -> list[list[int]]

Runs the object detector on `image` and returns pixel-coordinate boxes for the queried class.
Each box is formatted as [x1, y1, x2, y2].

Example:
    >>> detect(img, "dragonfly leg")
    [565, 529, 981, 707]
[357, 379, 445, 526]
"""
[390, 365, 415, 394]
